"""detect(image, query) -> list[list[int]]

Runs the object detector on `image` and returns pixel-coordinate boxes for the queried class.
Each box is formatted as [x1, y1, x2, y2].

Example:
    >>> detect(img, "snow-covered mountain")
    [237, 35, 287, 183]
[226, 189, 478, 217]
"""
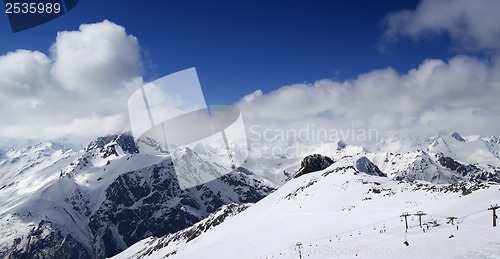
[0, 134, 273, 258]
[112, 132, 500, 259]
[245, 132, 500, 185]
[114, 154, 500, 259]
[1, 132, 499, 259]
[113, 203, 251, 259]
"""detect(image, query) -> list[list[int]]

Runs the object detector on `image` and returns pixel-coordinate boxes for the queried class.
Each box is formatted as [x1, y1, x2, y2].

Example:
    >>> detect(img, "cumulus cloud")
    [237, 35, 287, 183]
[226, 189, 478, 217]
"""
[238, 0, 500, 145]
[52, 20, 141, 96]
[2, 1, 499, 151]
[238, 55, 500, 145]
[0, 20, 142, 145]
[382, 0, 500, 51]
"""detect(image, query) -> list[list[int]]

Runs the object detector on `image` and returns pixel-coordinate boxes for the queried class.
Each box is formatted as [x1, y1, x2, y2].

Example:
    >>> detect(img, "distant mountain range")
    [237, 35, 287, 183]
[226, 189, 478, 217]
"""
[0, 134, 272, 258]
[0, 132, 499, 258]
[113, 132, 500, 259]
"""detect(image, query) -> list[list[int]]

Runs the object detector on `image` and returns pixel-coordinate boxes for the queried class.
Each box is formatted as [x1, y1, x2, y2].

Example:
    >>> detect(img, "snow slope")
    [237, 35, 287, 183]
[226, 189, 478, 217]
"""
[243, 132, 500, 185]
[115, 155, 500, 259]
[0, 134, 273, 258]
[1, 131, 499, 258]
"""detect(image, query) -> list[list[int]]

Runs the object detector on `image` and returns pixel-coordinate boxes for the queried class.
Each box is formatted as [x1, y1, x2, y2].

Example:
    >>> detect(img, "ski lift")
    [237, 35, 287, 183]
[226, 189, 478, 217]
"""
[400, 218, 404, 222]
[350, 232, 353, 236]
[373, 225, 376, 230]
[358, 230, 361, 235]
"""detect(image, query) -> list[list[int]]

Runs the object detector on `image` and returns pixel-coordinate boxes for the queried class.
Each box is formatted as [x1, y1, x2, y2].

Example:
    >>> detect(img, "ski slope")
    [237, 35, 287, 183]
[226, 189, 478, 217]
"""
[115, 155, 500, 259]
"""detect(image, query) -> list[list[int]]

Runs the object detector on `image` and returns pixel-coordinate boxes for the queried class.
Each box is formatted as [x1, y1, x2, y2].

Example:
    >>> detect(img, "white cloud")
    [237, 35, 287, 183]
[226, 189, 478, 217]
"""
[238, 55, 500, 144]
[0, 50, 52, 100]
[51, 20, 141, 96]
[2, 1, 499, 150]
[237, 0, 500, 146]
[0, 20, 142, 145]
[382, 0, 500, 51]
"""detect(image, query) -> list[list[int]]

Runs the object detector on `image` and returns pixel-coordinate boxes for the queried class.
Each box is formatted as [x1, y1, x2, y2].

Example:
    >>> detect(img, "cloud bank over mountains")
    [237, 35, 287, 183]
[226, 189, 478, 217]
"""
[239, 0, 500, 143]
[0, 0, 499, 147]
[238, 55, 500, 143]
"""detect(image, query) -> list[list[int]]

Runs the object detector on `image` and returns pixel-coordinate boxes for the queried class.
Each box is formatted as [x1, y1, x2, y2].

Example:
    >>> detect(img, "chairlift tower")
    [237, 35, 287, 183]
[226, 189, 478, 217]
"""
[414, 211, 427, 228]
[296, 242, 303, 258]
[446, 216, 458, 225]
[400, 212, 410, 232]
[488, 204, 499, 227]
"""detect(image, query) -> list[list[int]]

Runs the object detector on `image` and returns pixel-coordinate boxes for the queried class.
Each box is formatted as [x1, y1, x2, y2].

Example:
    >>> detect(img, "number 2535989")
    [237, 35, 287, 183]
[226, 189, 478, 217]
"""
[5, 2, 61, 14]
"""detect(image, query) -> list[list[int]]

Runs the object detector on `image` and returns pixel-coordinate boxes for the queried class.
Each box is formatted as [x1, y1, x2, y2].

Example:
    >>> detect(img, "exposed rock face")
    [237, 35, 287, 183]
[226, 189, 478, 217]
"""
[451, 132, 466, 142]
[437, 156, 481, 175]
[85, 134, 139, 158]
[355, 156, 386, 177]
[89, 164, 273, 258]
[125, 203, 250, 258]
[437, 155, 500, 183]
[5, 220, 92, 259]
[294, 154, 334, 178]
[0, 134, 274, 259]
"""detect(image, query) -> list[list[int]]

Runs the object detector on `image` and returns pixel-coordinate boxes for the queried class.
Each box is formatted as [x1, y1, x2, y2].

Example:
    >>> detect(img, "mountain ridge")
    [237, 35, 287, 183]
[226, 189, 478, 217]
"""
[115, 154, 499, 259]
[0, 134, 273, 258]
[1, 131, 499, 258]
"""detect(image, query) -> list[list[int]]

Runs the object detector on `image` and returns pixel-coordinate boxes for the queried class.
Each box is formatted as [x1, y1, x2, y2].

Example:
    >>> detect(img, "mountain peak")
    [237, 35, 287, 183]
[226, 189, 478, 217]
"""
[451, 132, 466, 142]
[354, 156, 386, 177]
[293, 154, 334, 178]
[85, 133, 138, 158]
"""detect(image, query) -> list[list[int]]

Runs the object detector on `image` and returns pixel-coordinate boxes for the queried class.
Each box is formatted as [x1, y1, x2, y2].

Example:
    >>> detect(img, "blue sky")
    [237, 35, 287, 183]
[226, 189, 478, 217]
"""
[1, 0, 455, 105]
[1, 0, 499, 143]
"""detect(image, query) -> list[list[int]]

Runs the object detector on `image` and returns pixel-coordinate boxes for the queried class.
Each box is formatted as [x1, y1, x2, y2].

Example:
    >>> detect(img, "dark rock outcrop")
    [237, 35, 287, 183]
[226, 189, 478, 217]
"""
[294, 154, 334, 178]
[451, 132, 466, 142]
[355, 156, 386, 177]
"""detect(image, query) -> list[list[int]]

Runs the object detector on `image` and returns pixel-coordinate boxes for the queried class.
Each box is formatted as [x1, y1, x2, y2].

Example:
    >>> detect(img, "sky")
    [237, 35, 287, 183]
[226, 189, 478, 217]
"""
[0, 0, 499, 146]
[1, 0, 451, 104]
